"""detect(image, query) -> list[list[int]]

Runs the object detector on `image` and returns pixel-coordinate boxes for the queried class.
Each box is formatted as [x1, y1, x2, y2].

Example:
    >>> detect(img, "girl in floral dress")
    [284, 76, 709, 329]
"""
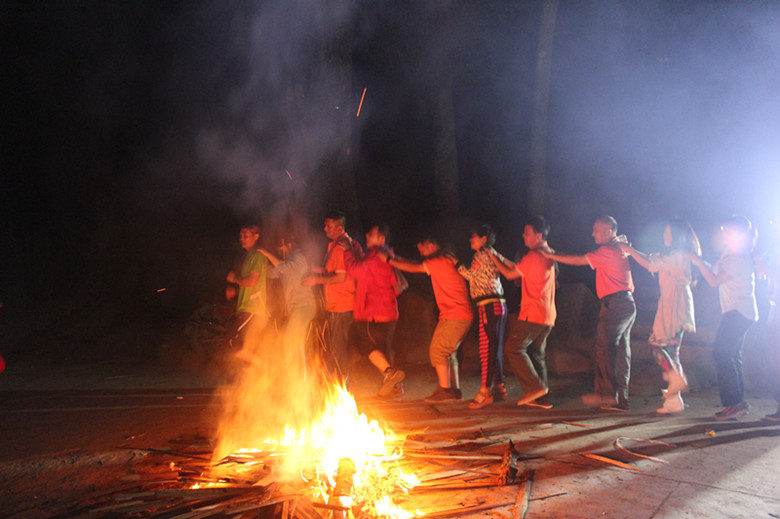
[620, 217, 700, 413]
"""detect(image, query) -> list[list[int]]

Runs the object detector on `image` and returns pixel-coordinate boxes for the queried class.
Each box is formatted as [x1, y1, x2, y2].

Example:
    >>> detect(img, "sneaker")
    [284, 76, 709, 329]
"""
[714, 400, 750, 421]
[656, 393, 684, 414]
[517, 387, 549, 407]
[524, 394, 553, 410]
[378, 368, 406, 397]
[382, 385, 404, 399]
[468, 388, 494, 409]
[424, 386, 458, 404]
[714, 405, 733, 419]
[492, 383, 507, 401]
[762, 410, 780, 422]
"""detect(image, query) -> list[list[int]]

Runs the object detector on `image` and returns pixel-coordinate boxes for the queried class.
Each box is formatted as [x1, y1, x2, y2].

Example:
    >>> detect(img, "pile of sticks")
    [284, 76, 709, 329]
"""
[58, 437, 539, 518]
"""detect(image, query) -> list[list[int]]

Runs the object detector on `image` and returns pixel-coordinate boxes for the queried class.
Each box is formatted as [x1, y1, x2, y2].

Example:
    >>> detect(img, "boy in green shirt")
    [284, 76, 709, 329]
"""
[226, 225, 268, 363]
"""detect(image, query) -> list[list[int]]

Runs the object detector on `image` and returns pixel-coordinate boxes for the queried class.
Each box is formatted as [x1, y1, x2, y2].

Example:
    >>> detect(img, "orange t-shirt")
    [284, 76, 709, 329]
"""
[515, 249, 556, 326]
[423, 255, 474, 321]
[323, 235, 356, 312]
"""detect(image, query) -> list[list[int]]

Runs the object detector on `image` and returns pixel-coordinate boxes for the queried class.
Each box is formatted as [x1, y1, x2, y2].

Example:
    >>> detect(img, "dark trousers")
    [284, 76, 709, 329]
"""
[769, 305, 780, 405]
[326, 310, 353, 377]
[713, 310, 754, 406]
[349, 320, 397, 359]
[595, 291, 636, 404]
[504, 319, 552, 393]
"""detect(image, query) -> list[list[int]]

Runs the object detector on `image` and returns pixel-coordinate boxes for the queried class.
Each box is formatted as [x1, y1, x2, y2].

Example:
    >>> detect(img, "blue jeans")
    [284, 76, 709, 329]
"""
[595, 291, 636, 404]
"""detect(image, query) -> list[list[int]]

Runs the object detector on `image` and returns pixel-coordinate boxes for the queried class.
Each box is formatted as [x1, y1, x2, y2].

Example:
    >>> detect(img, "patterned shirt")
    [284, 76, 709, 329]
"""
[457, 248, 504, 302]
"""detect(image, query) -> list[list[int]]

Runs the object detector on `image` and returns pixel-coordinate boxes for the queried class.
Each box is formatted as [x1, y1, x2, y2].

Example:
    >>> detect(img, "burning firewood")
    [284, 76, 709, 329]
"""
[497, 440, 524, 485]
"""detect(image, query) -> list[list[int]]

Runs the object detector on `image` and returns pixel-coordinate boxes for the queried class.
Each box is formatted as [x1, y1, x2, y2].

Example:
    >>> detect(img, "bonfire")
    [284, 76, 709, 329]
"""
[208, 325, 420, 519]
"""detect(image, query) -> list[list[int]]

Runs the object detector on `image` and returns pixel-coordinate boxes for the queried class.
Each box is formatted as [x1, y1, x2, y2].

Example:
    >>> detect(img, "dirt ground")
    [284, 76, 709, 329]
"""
[1, 342, 779, 519]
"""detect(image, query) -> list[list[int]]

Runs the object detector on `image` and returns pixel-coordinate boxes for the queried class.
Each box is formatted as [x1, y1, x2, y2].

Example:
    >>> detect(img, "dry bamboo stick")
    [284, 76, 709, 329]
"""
[529, 491, 567, 502]
[120, 472, 179, 482]
[126, 446, 212, 461]
[412, 479, 509, 492]
[561, 420, 593, 428]
[310, 501, 352, 511]
[416, 469, 471, 482]
[115, 491, 156, 501]
[292, 498, 326, 519]
[402, 444, 503, 455]
[150, 491, 299, 518]
[426, 462, 496, 478]
[153, 486, 265, 499]
[86, 500, 148, 513]
[613, 437, 673, 464]
[210, 494, 302, 516]
[416, 500, 515, 519]
[403, 452, 503, 461]
[581, 453, 643, 472]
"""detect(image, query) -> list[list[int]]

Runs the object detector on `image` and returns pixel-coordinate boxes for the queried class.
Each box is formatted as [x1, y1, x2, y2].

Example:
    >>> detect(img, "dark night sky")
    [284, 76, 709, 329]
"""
[2, 0, 779, 355]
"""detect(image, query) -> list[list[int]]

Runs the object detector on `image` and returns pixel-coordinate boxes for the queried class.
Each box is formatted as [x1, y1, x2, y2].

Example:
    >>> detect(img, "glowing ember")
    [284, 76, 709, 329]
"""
[357, 87, 367, 117]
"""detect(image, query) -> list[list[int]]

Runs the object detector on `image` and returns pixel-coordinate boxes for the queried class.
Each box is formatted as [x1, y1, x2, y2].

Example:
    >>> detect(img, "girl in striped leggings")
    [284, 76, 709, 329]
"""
[458, 225, 507, 409]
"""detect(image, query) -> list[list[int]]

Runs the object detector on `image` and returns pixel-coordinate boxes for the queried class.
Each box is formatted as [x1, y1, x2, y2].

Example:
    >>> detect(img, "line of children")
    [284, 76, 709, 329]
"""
[226, 212, 776, 421]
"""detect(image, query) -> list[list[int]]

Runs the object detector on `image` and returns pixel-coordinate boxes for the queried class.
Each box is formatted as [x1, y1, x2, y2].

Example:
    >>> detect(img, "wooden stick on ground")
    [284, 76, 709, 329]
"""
[581, 453, 643, 472]
[512, 470, 534, 519]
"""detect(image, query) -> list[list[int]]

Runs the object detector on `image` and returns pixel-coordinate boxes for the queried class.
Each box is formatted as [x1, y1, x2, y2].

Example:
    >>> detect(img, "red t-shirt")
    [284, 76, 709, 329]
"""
[585, 242, 634, 299]
[344, 247, 399, 322]
[515, 249, 556, 326]
[423, 255, 474, 321]
[324, 235, 357, 313]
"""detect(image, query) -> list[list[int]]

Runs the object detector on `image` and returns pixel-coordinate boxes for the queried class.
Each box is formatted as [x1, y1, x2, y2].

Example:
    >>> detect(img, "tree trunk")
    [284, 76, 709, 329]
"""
[527, 0, 559, 215]
[431, 74, 460, 219]
[308, 0, 359, 226]
[327, 31, 359, 222]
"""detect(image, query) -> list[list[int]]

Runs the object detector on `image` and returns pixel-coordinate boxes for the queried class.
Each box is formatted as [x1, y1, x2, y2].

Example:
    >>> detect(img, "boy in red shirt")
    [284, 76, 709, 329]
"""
[490, 217, 556, 408]
[384, 238, 473, 403]
[302, 211, 358, 379]
[344, 224, 405, 397]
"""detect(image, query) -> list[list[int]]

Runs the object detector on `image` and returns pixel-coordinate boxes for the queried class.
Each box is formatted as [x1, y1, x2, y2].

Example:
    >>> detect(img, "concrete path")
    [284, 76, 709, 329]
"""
[0, 357, 779, 518]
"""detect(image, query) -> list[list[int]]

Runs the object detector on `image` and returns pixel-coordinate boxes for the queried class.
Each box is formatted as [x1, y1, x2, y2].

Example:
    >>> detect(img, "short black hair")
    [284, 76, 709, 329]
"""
[325, 210, 346, 227]
[419, 236, 440, 247]
[526, 216, 550, 239]
[242, 224, 261, 235]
